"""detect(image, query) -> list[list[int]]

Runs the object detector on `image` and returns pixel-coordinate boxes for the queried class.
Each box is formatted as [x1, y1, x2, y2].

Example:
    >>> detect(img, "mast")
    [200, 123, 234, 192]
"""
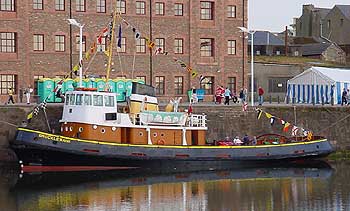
[105, 8, 118, 88]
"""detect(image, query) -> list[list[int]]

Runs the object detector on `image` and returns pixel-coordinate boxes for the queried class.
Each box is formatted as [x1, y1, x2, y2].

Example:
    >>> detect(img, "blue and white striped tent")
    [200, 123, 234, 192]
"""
[286, 67, 350, 105]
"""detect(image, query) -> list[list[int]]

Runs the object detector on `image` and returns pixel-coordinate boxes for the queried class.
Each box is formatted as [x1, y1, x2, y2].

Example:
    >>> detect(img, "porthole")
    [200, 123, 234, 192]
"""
[101, 128, 106, 133]
[153, 133, 158, 137]
[112, 127, 117, 131]
[139, 132, 143, 136]
[60, 127, 63, 132]
[93, 125, 97, 130]
[69, 126, 73, 132]
[65, 127, 68, 131]
[78, 127, 83, 132]
[161, 133, 165, 137]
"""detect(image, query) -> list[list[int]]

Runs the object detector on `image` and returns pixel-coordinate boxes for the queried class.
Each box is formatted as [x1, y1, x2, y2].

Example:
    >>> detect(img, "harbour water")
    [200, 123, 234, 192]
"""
[0, 161, 349, 211]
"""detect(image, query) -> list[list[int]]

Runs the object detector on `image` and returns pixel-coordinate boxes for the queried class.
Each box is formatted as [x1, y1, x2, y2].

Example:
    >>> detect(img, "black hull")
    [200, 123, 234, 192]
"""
[11, 128, 334, 168]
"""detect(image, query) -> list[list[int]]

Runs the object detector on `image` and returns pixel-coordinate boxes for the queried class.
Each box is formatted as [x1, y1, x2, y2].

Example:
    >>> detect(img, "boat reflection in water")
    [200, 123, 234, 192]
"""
[0, 161, 338, 211]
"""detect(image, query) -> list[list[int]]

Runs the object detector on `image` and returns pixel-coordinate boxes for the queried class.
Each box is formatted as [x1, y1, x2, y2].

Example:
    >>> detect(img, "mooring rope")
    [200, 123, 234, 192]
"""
[0, 120, 18, 128]
[319, 112, 350, 134]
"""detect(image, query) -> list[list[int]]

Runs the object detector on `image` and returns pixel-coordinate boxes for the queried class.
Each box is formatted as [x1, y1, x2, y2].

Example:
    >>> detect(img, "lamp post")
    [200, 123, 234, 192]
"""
[68, 18, 84, 88]
[238, 27, 255, 106]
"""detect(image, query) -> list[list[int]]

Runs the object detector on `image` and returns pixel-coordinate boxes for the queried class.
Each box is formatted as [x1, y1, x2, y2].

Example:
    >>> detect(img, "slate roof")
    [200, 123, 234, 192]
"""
[336, 5, 350, 20]
[248, 31, 284, 46]
[300, 43, 331, 56]
[315, 8, 331, 19]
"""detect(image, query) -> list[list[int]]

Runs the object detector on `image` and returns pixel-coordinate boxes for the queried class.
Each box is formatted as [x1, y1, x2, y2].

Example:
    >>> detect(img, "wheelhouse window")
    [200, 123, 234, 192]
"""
[0, 74, 16, 95]
[69, 94, 76, 105]
[155, 76, 165, 95]
[33, 34, 44, 51]
[75, 35, 86, 52]
[155, 2, 164, 15]
[84, 94, 92, 105]
[136, 38, 146, 53]
[93, 95, 103, 106]
[174, 38, 183, 54]
[136, 1, 145, 15]
[200, 38, 213, 57]
[227, 5, 236, 18]
[55, 35, 65, 52]
[200, 1, 213, 20]
[0, 32, 16, 53]
[33, 0, 43, 10]
[116, 0, 125, 14]
[96, 0, 106, 13]
[174, 76, 183, 95]
[116, 37, 126, 53]
[0, 0, 15, 11]
[155, 38, 165, 53]
[76, 0, 85, 12]
[76, 94, 83, 105]
[174, 3, 183, 16]
[227, 40, 236, 55]
[55, 0, 64, 11]
[200, 76, 214, 95]
[104, 96, 115, 107]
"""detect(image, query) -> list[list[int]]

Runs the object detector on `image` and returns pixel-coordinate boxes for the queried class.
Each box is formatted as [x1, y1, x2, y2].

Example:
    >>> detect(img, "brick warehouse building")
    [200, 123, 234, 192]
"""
[0, 0, 247, 103]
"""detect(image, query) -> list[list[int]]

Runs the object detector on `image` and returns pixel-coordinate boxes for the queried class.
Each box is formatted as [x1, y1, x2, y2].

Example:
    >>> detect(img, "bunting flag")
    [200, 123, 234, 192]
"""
[27, 112, 33, 123]
[291, 126, 299, 136]
[85, 51, 90, 60]
[191, 70, 198, 78]
[283, 122, 291, 132]
[199, 75, 205, 83]
[104, 48, 110, 57]
[72, 65, 79, 75]
[186, 67, 192, 73]
[265, 112, 273, 119]
[281, 119, 285, 125]
[155, 47, 162, 55]
[97, 35, 103, 44]
[90, 43, 96, 54]
[307, 131, 313, 140]
[117, 24, 122, 48]
[200, 41, 211, 47]
[257, 109, 263, 119]
[270, 117, 275, 126]
[242, 102, 248, 112]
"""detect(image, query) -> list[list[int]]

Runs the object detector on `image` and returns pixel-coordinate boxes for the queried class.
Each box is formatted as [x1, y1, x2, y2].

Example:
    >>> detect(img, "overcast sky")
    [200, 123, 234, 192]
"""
[249, 0, 350, 32]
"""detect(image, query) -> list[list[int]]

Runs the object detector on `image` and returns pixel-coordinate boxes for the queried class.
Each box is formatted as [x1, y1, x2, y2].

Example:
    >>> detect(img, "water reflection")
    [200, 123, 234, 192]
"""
[1, 161, 350, 211]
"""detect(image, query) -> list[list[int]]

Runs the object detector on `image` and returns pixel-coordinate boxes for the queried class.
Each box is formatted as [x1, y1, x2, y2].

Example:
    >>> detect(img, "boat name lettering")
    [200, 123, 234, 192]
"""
[38, 134, 71, 143]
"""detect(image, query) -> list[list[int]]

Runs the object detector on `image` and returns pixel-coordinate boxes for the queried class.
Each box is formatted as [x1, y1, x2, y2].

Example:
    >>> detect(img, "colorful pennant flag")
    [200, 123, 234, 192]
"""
[85, 51, 90, 60]
[257, 109, 263, 119]
[292, 126, 299, 136]
[155, 47, 162, 55]
[265, 113, 273, 119]
[191, 70, 198, 78]
[270, 117, 275, 126]
[242, 102, 248, 112]
[186, 67, 193, 73]
[199, 75, 205, 83]
[283, 122, 291, 132]
[27, 112, 33, 123]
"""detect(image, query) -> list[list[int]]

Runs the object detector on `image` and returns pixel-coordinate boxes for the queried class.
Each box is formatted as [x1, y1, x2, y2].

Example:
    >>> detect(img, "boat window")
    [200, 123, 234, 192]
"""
[93, 95, 103, 106]
[76, 94, 83, 105]
[104, 96, 115, 107]
[65, 94, 70, 105]
[69, 94, 75, 105]
[84, 94, 92, 106]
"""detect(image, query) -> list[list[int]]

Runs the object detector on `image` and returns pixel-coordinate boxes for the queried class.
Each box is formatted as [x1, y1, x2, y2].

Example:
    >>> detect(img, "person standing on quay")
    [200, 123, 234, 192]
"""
[258, 86, 264, 106]
[341, 88, 347, 106]
[7, 88, 15, 104]
[224, 87, 231, 105]
[25, 85, 33, 105]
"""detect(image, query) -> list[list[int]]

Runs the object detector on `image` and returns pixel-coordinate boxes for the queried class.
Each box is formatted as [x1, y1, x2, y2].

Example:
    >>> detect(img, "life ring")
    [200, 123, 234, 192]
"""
[158, 139, 165, 145]
[123, 107, 129, 113]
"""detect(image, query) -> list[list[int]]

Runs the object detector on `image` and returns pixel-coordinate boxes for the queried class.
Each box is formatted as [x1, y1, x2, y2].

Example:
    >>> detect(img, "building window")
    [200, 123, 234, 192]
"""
[136, 1, 145, 15]
[116, 0, 125, 14]
[268, 77, 288, 93]
[0, 32, 16, 53]
[227, 77, 236, 94]
[174, 76, 183, 95]
[200, 38, 213, 57]
[117, 37, 126, 53]
[75, 35, 86, 52]
[97, 36, 106, 52]
[55, 35, 65, 52]
[227, 40, 236, 55]
[174, 3, 183, 16]
[76, 0, 85, 12]
[327, 20, 331, 28]
[155, 38, 165, 52]
[33, 34, 44, 51]
[0, 75, 16, 95]
[340, 19, 344, 27]
[33, 0, 43, 10]
[174, 38, 183, 54]
[34, 75, 44, 95]
[136, 76, 146, 83]
[96, 0, 106, 13]
[155, 76, 165, 95]
[55, 0, 64, 11]
[227, 5, 236, 18]
[136, 38, 146, 53]
[200, 1, 213, 20]
[155, 2, 164, 15]
[1, 0, 15, 11]
[200, 76, 213, 95]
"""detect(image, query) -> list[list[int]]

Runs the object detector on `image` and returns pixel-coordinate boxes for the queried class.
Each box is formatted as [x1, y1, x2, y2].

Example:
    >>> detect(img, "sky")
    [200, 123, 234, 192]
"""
[249, 0, 350, 32]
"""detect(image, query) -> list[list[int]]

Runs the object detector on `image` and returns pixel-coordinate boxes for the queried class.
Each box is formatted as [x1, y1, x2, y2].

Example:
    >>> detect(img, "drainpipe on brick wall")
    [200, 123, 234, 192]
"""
[242, 0, 245, 88]
[188, 0, 192, 91]
[149, 1, 153, 86]
[69, 0, 73, 78]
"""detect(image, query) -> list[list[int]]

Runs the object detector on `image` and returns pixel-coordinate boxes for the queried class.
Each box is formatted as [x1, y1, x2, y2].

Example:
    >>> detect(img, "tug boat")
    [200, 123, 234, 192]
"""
[11, 82, 334, 166]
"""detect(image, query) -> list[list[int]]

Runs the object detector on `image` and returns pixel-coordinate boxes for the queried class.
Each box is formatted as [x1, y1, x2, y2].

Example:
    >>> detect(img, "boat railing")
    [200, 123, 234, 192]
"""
[187, 114, 207, 128]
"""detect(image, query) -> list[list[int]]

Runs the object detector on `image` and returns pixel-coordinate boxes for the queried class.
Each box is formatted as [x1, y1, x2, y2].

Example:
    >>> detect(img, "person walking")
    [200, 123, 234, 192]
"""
[224, 87, 231, 105]
[239, 88, 244, 104]
[7, 88, 15, 104]
[258, 86, 264, 106]
[341, 88, 347, 106]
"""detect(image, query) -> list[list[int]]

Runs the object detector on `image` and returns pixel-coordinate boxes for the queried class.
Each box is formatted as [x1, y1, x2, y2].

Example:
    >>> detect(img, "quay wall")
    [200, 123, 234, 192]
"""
[0, 104, 349, 161]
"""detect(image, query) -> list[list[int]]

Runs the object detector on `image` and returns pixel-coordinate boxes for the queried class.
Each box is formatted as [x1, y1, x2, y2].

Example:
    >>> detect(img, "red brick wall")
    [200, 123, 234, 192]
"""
[0, 0, 248, 102]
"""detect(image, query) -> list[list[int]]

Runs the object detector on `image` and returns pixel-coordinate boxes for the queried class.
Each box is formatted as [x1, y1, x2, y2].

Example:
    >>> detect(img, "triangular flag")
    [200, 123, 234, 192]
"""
[97, 35, 102, 44]
[155, 47, 162, 55]
[191, 70, 198, 78]
[186, 67, 192, 73]
[281, 119, 285, 125]
[283, 122, 291, 132]
[90, 43, 96, 53]
[265, 112, 272, 119]
[292, 126, 299, 136]
[117, 24, 122, 48]
[148, 42, 155, 49]
[199, 75, 205, 83]
[270, 117, 275, 126]
[27, 112, 33, 123]
[85, 51, 90, 60]
[242, 102, 248, 112]
[257, 109, 263, 119]
[104, 48, 110, 57]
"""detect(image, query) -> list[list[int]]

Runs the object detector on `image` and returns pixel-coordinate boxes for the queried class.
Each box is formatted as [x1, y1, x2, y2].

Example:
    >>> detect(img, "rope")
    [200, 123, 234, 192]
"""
[319, 112, 350, 134]
[0, 121, 18, 128]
